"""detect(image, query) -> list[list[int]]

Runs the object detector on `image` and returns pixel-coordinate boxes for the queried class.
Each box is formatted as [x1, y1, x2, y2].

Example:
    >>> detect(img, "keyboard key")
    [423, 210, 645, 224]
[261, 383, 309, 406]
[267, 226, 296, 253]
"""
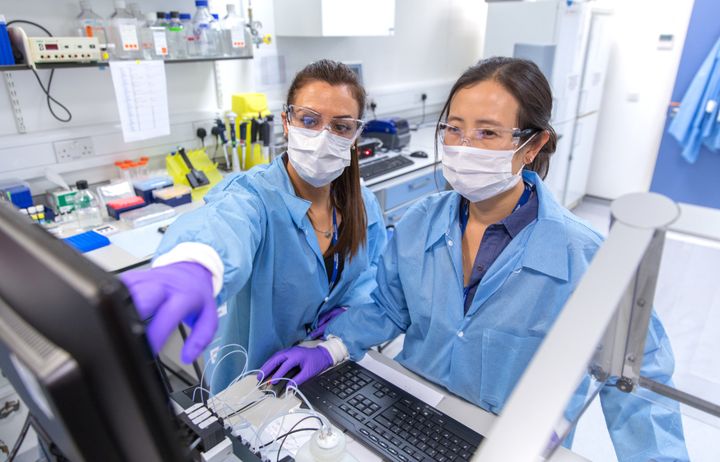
[388, 447, 398, 455]
[374, 391, 385, 398]
[367, 422, 377, 430]
[379, 441, 388, 449]
[398, 455, 409, 462]
[359, 428, 370, 436]
[375, 416, 392, 428]
[363, 408, 374, 416]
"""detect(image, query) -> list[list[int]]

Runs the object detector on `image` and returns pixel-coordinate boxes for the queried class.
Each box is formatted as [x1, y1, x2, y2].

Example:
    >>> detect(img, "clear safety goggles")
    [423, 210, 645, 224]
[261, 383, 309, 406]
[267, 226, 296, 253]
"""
[285, 104, 365, 140]
[438, 122, 537, 150]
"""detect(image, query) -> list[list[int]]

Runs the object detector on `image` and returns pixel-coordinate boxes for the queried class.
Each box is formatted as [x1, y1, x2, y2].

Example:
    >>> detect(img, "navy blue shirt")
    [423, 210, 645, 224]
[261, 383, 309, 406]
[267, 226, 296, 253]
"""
[462, 185, 539, 314]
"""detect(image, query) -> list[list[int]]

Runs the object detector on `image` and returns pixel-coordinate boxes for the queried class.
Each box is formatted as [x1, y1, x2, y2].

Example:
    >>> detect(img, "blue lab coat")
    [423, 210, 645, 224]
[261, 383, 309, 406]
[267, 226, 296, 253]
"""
[669, 35, 720, 163]
[327, 170, 688, 462]
[156, 155, 387, 391]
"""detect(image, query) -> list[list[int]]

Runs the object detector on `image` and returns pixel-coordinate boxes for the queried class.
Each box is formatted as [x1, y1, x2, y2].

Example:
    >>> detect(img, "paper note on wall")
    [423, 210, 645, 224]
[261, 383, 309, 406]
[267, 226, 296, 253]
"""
[109, 60, 170, 142]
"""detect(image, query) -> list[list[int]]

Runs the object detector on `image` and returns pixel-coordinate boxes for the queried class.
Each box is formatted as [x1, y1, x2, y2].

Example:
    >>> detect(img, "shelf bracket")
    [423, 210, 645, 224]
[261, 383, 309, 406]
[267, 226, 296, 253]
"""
[2, 71, 27, 134]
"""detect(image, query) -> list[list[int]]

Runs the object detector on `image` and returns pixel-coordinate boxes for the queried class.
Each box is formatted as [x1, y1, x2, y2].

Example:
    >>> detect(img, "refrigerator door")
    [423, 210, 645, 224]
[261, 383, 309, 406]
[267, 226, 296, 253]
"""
[544, 119, 575, 202]
[564, 112, 600, 208]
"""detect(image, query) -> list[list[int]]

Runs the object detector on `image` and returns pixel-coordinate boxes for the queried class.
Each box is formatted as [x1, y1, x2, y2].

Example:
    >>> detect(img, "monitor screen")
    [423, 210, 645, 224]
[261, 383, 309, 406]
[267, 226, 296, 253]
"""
[0, 202, 189, 462]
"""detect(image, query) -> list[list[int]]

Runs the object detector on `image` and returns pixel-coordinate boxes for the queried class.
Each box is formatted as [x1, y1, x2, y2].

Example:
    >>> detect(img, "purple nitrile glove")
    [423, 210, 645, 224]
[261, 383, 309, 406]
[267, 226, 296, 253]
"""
[258, 346, 333, 387]
[120, 261, 218, 364]
[308, 306, 348, 340]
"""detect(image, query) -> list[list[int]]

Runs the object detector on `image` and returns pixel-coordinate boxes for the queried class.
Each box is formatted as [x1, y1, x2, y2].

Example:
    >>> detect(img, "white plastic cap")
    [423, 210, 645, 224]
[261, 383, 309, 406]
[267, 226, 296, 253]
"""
[226, 4, 236, 12]
[146, 12, 156, 21]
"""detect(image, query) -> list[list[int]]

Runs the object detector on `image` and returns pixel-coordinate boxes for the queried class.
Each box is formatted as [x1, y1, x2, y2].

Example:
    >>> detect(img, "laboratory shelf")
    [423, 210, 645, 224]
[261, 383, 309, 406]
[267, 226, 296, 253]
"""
[0, 55, 252, 72]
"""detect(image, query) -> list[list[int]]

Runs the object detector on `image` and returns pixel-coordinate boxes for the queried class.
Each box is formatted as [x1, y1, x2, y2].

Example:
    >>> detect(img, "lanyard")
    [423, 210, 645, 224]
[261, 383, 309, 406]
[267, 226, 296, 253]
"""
[328, 206, 340, 291]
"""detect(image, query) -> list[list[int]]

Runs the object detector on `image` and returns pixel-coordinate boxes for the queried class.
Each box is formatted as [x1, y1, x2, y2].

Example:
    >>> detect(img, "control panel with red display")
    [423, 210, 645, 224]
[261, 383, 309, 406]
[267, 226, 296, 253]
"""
[28, 36, 102, 64]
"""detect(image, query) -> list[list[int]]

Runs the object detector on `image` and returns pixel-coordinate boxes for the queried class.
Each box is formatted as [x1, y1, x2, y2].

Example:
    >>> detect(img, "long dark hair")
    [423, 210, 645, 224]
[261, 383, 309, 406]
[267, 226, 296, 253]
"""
[286, 59, 367, 260]
[436, 56, 557, 179]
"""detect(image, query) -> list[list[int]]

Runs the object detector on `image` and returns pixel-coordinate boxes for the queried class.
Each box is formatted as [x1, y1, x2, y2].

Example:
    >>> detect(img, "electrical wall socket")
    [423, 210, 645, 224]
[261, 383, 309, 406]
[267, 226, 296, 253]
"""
[53, 137, 95, 163]
[193, 120, 220, 147]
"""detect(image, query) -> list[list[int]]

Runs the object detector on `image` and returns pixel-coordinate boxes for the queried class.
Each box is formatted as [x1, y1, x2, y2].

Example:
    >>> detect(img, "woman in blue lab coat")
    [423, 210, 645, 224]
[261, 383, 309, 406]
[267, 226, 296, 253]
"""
[261, 57, 689, 461]
[121, 59, 387, 392]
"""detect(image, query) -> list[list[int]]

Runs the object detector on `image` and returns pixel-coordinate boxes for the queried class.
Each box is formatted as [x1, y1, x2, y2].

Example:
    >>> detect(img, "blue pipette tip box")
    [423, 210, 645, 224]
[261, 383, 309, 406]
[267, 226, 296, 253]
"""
[63, 230, 111, 253]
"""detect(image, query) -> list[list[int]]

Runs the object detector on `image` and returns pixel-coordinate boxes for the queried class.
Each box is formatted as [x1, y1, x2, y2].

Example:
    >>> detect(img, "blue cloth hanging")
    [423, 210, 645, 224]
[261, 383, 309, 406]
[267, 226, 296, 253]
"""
[668, 35, 720, 163]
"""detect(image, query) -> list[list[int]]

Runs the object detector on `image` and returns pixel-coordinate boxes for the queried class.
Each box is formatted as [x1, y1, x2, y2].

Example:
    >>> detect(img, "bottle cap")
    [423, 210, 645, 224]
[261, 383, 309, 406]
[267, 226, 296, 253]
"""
[156, 11, 166, 19]
[170, 11, 180, 18]
[195, 0, 209, 7]
[212, 14, 219, 20]
[76, 180, 89, 190]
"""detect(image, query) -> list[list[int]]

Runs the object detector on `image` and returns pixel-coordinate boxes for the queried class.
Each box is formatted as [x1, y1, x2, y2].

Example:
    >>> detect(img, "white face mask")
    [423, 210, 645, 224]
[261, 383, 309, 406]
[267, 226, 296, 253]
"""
[287, 126, 354, 187]
[442, 135, 536, 202]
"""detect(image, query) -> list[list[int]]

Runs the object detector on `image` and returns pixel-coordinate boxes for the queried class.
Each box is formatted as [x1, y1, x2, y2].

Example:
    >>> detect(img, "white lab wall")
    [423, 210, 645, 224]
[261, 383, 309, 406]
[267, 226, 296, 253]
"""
[274, 0, 487, 115]
[587, 0, 694, 199]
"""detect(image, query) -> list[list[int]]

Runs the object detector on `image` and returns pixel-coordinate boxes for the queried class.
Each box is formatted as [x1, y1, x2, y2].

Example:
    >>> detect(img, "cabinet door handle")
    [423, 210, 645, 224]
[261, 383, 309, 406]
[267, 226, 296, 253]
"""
[408, 178, 432, 191]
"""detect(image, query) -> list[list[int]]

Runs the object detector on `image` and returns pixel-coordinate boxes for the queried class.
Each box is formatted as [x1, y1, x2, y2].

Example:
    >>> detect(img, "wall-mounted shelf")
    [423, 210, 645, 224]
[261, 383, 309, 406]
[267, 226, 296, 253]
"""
[0, 55, 253, 72]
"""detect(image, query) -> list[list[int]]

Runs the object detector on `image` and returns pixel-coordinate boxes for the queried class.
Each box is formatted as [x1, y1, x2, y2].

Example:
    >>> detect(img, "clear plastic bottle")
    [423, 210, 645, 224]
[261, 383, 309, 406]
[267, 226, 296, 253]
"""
[179, 13, 194, 57]
[139, 12, 154, 59]
[109, 1, 140, 59]
[73, 180, 103, 230]
[221, 4, 248, 57]
[167, 11, 187, 60]
[76, 1, 109, 47]
[190, 0, 216, 57]
[140, 12, 169, 59]
[210, 14, 224, 57]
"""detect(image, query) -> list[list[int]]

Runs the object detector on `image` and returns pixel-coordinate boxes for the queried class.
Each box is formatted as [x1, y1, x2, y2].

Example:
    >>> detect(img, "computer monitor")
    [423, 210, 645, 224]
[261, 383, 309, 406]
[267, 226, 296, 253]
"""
[0, 202, 189, 462]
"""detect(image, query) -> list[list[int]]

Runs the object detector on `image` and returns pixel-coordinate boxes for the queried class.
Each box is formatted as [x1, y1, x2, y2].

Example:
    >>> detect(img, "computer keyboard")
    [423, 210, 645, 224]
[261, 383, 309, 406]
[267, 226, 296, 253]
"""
[359, 155, 415, 181]
[300, 362, 483, 462]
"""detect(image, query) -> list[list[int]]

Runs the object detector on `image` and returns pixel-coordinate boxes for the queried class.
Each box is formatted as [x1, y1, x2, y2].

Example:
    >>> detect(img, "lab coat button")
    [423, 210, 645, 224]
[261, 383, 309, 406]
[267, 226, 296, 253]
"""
[457, 331, 464, 338]
[324, 297, 329, 302]
[448, 240, 454, 247]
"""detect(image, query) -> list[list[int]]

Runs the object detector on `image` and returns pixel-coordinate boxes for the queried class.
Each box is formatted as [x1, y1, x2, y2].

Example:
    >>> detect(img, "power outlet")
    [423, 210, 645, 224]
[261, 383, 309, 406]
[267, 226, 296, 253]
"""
[53, 137, 95, 163]
[193, 120, 220, 147]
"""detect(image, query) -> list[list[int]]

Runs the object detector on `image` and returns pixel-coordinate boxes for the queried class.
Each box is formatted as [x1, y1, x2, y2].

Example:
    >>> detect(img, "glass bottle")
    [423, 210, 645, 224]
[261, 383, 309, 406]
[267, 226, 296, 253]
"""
[167, 11, 187, 60]
[190, 0, 215, 57]
[74, 180, 103, 230]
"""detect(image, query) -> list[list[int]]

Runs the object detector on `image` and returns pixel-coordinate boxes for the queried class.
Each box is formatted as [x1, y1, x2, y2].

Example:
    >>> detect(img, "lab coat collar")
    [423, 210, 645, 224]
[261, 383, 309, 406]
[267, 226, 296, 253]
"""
[424, 193, 462, 251]
[263, 154, 312, 229]
[424, 170, 569, 282]
[519, 170, 569, 282]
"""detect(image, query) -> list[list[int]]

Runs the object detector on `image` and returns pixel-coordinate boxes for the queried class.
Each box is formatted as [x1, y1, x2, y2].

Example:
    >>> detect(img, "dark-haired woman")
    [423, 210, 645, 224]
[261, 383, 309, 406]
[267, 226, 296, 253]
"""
[262, 57, 688, 461]
[120, 59, 387, 391]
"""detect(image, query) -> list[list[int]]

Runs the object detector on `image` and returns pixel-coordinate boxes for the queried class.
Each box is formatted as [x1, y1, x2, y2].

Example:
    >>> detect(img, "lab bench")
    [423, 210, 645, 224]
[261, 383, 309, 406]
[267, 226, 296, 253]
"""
[170, 350, 589, 462]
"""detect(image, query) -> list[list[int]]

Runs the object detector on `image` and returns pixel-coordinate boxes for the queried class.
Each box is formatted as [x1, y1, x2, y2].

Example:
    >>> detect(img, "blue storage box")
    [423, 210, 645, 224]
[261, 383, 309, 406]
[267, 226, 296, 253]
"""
[63, 230, 110, 253]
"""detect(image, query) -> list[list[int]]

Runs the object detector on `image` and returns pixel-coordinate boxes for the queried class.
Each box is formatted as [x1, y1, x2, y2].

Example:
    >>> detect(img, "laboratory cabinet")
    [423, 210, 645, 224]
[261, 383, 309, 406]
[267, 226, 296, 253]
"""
[273, 0, 396, 37]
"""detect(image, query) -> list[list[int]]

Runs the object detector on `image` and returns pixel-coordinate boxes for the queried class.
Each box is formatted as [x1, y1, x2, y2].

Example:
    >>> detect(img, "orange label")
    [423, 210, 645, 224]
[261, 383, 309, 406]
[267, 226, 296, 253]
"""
[85, 25, 94, 37]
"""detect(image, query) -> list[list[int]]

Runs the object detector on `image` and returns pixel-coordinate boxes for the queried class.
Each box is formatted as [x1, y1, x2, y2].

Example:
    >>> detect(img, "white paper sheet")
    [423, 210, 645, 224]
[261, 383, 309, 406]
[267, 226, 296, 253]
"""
[358, 354, 445, 407]
[107, 216, 177, 259]
[109, 60, 170, 142]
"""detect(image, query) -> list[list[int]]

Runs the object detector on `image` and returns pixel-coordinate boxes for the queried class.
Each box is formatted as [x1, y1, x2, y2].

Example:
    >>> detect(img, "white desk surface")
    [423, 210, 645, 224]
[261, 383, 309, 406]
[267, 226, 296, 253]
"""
[219, 350, 588, 461]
